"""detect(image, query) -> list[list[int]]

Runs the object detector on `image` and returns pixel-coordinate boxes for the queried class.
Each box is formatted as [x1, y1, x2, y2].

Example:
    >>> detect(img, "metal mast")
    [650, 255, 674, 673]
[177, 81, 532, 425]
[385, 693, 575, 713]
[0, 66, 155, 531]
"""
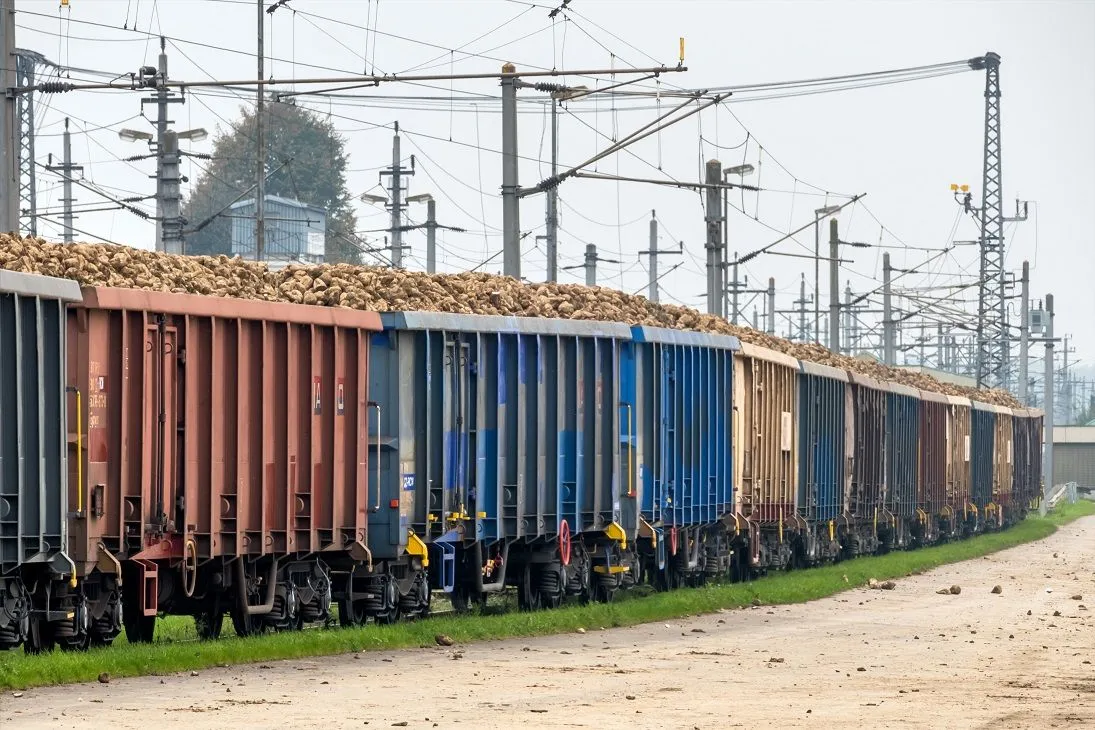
[972, 51, 1006, 390]
[14, 49, 47, 237]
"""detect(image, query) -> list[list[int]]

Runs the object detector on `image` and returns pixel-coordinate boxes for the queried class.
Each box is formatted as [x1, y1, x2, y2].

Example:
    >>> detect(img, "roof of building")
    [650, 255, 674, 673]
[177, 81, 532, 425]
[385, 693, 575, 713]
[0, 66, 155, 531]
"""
[228, 194, 327, 215]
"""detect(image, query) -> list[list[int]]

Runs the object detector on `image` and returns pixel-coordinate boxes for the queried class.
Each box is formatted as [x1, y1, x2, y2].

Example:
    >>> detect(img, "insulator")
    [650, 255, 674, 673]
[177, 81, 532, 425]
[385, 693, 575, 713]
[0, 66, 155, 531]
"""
[38, 82, 75, 94]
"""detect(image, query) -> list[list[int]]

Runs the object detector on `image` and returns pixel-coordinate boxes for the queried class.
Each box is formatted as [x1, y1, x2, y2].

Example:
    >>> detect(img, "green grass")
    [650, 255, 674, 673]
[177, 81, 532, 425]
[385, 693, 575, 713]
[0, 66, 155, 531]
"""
[2, 500, 1092, 691]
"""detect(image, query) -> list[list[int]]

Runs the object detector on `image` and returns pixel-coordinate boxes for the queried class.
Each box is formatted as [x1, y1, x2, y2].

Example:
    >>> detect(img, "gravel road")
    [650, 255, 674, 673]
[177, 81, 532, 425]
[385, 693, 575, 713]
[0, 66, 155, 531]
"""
[4, 516, 1093, 730]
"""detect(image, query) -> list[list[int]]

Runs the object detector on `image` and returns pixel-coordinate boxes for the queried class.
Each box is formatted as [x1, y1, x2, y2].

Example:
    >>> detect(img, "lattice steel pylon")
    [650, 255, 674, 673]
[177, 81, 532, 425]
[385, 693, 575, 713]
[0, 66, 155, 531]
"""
[14, 49, 53, 238]
[970, 51, 1007, 391]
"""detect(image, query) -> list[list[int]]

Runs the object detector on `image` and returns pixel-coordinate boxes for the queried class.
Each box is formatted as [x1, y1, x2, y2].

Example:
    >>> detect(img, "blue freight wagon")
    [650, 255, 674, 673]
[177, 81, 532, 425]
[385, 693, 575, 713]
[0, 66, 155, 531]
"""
[796, 361, 849, 565]
[362, 312, 637, 617]
[0, 270, 82, 650]
[625, 326, 739, 589]
[884, 381, 921, 548]
[969, 401, 996, 528]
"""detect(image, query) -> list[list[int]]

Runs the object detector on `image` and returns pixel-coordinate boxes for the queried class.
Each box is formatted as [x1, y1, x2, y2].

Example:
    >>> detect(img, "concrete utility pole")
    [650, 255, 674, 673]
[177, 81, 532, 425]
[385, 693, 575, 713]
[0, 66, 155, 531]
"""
[796, 274, 809, 342]
[1019, 259, 1030, 403]
[828, 219, 840, 351]
[255, 0, 266, 260]
[844, 284, 853, 355]
[584, 244, 597, 287]
[0, 0, 18, 234]
[500, 63, 521, 279]
[400, 194, 463, 274]
[704, 159, 724, 317]
[544, 95, 559, 282]
[728, 252, 748, 325]
[1041, 293, 1055, 516]
[1062, 336, 1073, 424]
[425, 198, 437, 274]
[390, 125, 403, 267]
[813, 205, 840, 343]
[882, 252, 895, 365]
[137, 39, 183, 253]
[379, 123, 413, 268]
[44, 118, 82, 243]
[563, 243, 618, 287]
[767, 277, 776, 335]
[160, 131, 183, 254]
[154, 39, 169, 252]
[637, 210, 681, 303]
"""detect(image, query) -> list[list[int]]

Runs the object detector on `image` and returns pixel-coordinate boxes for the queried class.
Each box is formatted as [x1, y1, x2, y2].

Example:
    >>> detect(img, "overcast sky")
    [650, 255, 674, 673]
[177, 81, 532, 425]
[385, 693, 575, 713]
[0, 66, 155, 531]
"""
[13, 0, 1095, 371]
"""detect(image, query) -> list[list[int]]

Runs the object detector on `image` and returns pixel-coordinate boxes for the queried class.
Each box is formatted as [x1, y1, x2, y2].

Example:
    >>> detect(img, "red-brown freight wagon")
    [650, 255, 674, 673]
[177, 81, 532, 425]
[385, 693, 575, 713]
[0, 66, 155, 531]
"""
[917, 389, 949, 542]
[65, 285, 382, 643]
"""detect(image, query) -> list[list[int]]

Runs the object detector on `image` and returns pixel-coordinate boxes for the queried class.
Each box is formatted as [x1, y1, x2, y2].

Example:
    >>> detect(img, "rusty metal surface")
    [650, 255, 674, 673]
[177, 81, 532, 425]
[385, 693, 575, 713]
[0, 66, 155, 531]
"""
[734, 351, 797, 523]
[945, 398, 973, 519]
[66, 285, 381, 579]
[848, 377, 886, 520]
[918, 398, 948, 518]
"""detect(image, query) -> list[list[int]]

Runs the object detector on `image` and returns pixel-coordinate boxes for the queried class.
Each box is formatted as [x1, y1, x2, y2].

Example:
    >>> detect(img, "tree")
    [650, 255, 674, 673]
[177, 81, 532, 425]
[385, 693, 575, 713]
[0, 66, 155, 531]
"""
[182, 99, 363, 264]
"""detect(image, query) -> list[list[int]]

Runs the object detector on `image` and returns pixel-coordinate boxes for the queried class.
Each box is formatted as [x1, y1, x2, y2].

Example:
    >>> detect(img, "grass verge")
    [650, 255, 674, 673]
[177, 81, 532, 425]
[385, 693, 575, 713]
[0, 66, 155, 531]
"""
[2, 500, 1092, 691]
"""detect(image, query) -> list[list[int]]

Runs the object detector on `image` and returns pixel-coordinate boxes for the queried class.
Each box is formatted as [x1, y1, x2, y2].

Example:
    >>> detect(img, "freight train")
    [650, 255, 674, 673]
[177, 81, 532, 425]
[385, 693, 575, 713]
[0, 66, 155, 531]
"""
[0, 270, 1043, 653]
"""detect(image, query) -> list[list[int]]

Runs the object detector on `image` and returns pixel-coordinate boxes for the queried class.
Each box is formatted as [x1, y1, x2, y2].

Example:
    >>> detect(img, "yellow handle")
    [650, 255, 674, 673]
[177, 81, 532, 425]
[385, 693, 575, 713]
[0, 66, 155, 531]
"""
[66, 386, 83, 516]
[679, 37, 685, 63]
[620, 402, 633, 497]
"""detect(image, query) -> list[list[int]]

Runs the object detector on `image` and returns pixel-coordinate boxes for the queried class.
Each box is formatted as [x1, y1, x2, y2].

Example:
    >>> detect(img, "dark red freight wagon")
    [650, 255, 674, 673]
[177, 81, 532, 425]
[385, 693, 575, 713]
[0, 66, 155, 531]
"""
[66, 285, 382, 642]
[917, 389, 949, 542]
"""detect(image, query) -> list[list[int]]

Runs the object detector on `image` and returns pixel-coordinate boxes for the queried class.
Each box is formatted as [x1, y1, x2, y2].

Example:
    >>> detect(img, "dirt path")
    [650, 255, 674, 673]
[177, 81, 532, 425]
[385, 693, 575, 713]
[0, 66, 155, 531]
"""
[4, 517, 1094, 730]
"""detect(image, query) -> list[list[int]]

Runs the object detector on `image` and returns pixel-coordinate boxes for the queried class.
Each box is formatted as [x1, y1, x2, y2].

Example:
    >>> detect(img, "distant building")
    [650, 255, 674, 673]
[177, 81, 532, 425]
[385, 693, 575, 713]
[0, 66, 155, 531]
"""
[229, 195, 327, 266]
[1054, 426, 1095, 488]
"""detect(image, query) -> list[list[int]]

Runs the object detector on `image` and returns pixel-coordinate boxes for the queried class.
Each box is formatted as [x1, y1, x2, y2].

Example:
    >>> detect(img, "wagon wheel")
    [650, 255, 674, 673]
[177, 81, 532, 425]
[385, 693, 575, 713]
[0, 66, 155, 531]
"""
[24, 616, 56, 655]
[375, 580, 401, 625]
[338, 598, 367, 627]
[415, 578, 433, 619]
[450, 584, 471, 613]
[194, 592, 224, 640]
[517, 563, 542, 611]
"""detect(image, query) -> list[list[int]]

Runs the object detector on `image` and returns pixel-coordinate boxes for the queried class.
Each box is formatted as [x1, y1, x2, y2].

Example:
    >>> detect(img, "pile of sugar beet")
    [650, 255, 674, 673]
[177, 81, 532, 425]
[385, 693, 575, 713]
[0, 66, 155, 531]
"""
[0, 235, 1020, 407]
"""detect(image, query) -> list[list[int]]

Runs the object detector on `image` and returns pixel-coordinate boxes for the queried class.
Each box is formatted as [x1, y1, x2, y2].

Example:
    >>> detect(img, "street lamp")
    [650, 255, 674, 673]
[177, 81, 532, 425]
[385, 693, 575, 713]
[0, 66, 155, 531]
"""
[118, 128, 153, 143]
[360, 192, 388, 205]
[175, 128, 208, 143]
[722, 164, 756, 323]
[813, 204, 841, 342]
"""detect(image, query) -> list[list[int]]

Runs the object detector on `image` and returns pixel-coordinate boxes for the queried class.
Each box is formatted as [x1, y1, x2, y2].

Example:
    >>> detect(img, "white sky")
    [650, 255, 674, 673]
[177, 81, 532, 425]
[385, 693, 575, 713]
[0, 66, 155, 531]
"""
[13, 0, 1095, 369]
